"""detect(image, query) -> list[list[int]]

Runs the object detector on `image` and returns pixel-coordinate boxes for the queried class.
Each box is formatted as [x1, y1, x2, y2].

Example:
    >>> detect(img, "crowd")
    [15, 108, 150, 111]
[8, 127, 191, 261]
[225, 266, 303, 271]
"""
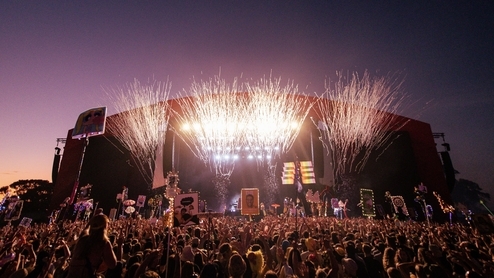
[0, 210, 492, 278]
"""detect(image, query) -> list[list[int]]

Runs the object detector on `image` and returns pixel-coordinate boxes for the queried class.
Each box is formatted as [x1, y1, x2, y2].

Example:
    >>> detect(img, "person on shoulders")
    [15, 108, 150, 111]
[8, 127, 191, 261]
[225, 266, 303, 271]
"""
[67, 214, 123, 278]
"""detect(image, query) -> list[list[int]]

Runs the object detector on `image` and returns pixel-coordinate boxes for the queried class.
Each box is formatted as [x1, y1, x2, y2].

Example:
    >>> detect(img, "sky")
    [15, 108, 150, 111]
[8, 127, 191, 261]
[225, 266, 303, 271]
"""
[1, 1, 493, 201]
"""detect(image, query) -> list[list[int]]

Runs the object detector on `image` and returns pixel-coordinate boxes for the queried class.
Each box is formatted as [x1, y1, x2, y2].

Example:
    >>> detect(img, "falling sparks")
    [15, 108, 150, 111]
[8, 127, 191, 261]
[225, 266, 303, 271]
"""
[172, 76, 245, 176]
[105, 79, 171, 185]
[264, 163, 278, 204]
[243, 77, 312, 156]
[316, 71, 410, 179]
[212, 174, 230, 209]
[172, 75, 312, 177]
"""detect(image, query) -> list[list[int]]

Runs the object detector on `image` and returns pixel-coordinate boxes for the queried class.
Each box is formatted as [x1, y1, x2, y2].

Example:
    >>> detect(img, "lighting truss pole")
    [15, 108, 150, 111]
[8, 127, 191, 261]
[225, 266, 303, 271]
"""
[69, 136, 89, 205]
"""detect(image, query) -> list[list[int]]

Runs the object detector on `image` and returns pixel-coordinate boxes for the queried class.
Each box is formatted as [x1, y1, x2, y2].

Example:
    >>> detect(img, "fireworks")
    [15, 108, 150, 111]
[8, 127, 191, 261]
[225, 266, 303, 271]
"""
[172, 75, 312, 177]
[105, 79, 171, 184]
[243, 77, 313, 156]
[264, 163, 278, 204]
[172, 76, 245, 176]
[316, 71, 410, 179]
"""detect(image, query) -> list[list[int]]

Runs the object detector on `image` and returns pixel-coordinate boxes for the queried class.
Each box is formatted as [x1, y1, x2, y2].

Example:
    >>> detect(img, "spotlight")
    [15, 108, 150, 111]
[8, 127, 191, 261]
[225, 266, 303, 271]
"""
[192, 123, 201, 131]
[182, 123, 191, 131]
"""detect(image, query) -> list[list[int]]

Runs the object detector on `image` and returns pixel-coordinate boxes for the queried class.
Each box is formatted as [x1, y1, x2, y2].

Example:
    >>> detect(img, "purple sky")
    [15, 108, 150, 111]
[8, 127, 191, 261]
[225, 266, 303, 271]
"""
[1, 1, 493, 201]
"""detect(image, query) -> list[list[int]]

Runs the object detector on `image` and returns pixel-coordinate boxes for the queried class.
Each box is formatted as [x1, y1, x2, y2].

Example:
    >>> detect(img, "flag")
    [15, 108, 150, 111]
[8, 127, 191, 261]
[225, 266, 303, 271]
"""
[152, 142, 167, 189]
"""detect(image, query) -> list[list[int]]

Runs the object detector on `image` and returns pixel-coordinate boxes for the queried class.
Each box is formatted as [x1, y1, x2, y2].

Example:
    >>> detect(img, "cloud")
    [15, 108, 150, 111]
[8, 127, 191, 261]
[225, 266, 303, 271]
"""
[1, 171, 18, 175]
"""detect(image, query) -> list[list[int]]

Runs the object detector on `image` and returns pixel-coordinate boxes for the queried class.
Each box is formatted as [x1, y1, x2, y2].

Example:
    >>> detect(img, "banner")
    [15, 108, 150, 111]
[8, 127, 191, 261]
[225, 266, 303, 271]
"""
[391, 195, 409, 216]
[19, 217, 32, 228]
[109, 208, 117, 221]
[4, 199, 23, 221]
[359, 188, 376, 217]
[72, 107, 107, 139]
[241, 188, 259, 216]
[173, 192, 199, 227]
[136, 195, 146, 208]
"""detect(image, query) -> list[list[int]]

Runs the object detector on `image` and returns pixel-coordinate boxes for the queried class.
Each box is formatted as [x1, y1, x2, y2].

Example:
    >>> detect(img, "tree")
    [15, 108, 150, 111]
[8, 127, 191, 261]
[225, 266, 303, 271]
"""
[451, 179, 490, 214]
[7, 179, 53, 222]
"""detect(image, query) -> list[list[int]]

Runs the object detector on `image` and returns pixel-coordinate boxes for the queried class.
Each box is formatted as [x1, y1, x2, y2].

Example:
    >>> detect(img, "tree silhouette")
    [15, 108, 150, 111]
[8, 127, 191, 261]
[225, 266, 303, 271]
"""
[451, 178, 490, 213]
[6, 179, 53, 222]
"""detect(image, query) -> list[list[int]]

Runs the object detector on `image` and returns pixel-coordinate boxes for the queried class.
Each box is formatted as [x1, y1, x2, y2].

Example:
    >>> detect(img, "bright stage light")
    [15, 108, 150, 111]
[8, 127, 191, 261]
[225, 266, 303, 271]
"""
[172, 75, 312, 177]
[182, 123, 190, 131]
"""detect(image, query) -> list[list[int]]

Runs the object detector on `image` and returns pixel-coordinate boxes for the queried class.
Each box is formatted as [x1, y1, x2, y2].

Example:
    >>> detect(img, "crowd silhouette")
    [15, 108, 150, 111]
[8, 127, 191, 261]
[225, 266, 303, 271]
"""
[0, 206, 492, 278]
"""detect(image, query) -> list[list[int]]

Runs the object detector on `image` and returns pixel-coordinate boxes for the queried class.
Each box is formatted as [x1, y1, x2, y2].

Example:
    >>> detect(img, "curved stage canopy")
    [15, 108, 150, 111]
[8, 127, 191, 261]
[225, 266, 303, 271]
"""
[52, 95, 450, 220]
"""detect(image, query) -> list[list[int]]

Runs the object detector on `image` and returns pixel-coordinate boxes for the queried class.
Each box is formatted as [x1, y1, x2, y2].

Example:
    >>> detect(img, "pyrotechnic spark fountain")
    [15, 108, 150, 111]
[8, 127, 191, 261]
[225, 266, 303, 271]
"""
[105, 79, 171, 185]
[173, 75, 312, 175]
[264, 163, 278, 205]
[173, 75, 312, 204]
[172, 76, 246, 177]
[243, 77, 313, 161]
[316, 71, 410, 179]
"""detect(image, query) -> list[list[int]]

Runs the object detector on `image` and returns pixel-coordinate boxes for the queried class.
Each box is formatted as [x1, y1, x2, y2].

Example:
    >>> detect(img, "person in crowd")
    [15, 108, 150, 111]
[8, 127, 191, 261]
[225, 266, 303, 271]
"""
[228, 253, 246, 278]
[362, 243, 385, 278]
[3, 200, 494, 278]
[66, 214, 123, 277]
[382, 247, 396, 272]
